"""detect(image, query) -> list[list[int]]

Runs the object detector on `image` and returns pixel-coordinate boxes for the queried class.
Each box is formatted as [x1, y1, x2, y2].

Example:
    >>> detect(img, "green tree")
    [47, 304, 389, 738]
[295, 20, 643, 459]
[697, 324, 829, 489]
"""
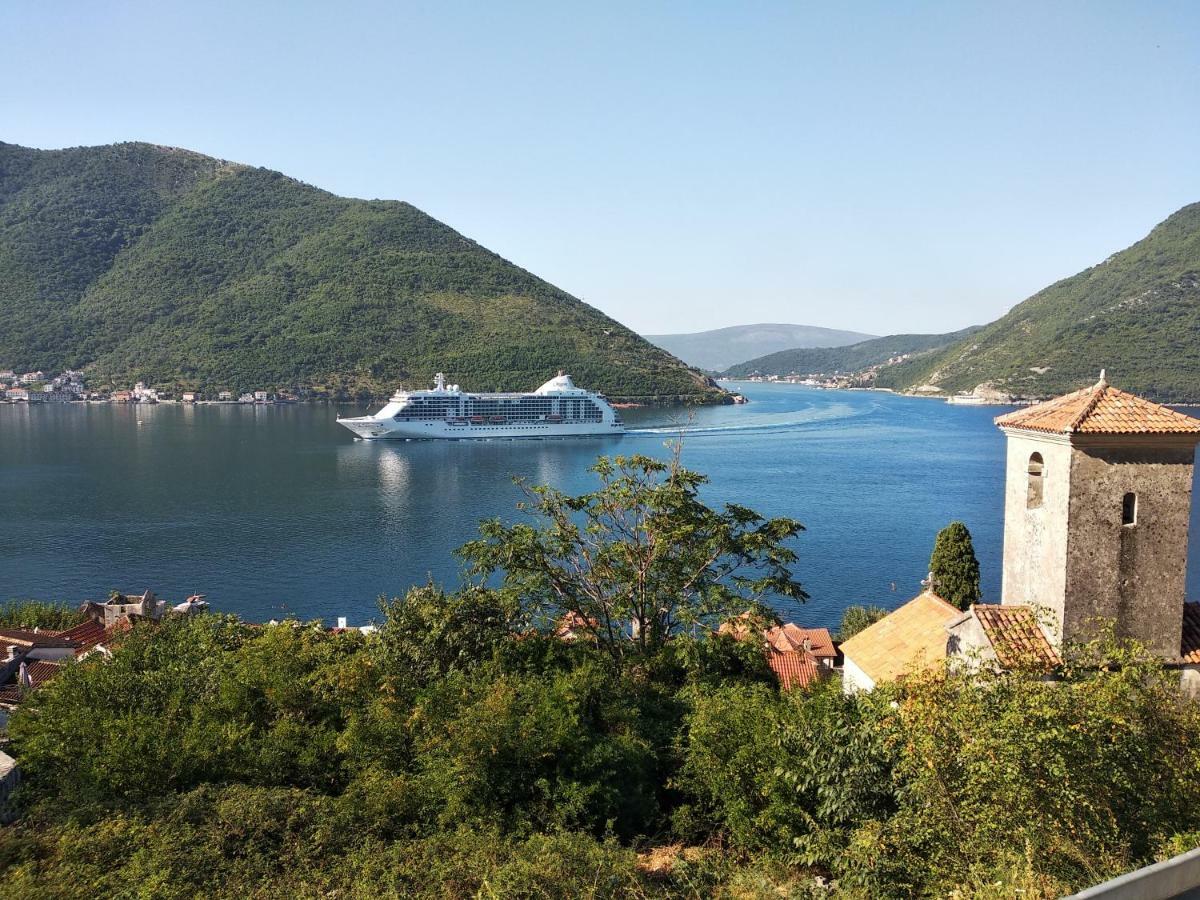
[458, 452, 806, 661]
[928, 521, 981, 610]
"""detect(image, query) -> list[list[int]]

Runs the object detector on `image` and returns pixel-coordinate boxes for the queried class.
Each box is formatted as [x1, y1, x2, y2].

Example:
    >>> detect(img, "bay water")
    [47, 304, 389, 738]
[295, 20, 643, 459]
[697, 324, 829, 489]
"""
[4, 382, 1197, 629]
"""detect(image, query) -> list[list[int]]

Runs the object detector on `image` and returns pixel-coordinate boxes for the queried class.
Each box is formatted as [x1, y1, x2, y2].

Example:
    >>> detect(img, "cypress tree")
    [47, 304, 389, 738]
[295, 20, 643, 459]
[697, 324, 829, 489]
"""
[929, 521, 981, 610]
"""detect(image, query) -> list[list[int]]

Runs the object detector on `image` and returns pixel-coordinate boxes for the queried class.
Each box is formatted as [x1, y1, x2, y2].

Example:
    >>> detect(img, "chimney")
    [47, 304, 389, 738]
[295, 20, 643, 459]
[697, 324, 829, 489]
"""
[802, 637, 812, 652]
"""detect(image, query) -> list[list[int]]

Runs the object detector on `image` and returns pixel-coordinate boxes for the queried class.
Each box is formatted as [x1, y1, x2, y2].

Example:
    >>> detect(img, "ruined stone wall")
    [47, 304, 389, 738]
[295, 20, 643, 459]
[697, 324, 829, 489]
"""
[1063, 443, 1193, 658]
[1000, 431, 1072, 643]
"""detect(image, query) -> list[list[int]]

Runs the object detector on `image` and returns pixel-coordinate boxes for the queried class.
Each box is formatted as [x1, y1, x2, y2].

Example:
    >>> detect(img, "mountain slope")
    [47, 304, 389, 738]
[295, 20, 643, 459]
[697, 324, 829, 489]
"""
[876, 203, 1200, 400]
[645, 323, 874, 371]
[723, 327, 980, 378]
[0, 141, 719, 400]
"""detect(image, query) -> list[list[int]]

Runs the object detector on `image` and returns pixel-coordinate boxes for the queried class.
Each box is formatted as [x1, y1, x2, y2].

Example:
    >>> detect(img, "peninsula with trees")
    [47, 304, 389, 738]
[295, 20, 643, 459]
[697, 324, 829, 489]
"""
[0, 141, 721, 404]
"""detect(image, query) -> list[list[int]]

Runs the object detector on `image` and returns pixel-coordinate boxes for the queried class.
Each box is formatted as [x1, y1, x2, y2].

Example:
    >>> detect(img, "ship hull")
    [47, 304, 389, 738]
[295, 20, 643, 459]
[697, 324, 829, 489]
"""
[336, 416, 624, 440]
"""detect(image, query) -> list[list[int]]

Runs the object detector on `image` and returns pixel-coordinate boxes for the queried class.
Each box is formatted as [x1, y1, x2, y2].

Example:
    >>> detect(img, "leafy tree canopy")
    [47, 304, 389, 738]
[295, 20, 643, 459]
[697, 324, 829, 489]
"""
[929, 520, 982, 610]
[458, 451, 807, 660]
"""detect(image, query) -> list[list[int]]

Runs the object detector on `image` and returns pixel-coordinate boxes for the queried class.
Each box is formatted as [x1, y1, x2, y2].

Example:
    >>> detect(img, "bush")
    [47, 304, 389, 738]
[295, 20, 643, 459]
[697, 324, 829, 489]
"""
[0, 600, 85, 631]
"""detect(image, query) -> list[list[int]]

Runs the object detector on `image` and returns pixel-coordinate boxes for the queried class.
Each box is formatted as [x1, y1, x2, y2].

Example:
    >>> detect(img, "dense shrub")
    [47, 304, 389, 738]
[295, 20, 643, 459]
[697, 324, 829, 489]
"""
[5, 460, 1200, 897]
[0, 599, 86, 631]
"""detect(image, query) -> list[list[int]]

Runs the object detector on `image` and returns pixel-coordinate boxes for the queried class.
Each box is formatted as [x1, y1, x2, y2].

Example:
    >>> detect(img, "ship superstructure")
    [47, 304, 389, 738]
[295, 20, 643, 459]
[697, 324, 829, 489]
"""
[336, 372, 625, 440]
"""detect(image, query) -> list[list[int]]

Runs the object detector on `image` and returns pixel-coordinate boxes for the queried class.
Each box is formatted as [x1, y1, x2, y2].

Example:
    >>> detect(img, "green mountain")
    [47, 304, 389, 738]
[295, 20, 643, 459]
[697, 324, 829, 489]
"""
[645, 323, 874, 372]
[876, 203, 1200, 400]
[0, 141, 720, 401]
[722, 327, 980, 378]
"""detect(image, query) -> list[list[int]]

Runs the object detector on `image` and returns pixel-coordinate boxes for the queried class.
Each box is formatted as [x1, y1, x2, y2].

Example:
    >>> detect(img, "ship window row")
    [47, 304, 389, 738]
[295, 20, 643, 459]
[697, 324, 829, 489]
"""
[394, 396, 604, 422]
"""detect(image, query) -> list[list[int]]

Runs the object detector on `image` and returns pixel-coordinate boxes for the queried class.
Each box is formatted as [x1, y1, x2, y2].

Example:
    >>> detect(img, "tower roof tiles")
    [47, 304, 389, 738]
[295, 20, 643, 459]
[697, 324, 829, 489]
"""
[994, 374, 1200, 436]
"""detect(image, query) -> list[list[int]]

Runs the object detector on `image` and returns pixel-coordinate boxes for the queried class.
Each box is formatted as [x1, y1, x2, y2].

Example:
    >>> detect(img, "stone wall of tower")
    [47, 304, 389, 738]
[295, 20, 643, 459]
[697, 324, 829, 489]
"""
[1000, 430, 1073, 642]
[1062, 441, 1193, 658]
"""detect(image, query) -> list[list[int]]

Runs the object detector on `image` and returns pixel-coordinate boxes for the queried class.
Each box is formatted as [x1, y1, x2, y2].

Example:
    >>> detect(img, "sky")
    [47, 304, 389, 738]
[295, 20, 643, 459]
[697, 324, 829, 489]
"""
[2, 1, 1198, 336]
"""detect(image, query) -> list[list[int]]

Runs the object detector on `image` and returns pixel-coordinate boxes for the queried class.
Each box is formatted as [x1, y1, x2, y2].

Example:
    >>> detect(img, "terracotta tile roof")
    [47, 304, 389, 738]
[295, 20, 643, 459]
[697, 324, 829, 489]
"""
[57, 619, 109, 654]
[0, 660, 64, 706]
[767, 649, 825, 690]
[555, 612, 599, 642]
[765, 624, 836, 659]
[971, 604, 1060, 668]
[839, 591, 962, 685]
[1182, 603, 1200, 664]
[0, 628, 79, 650]
[23, 660, 63, 688]
[995, 377, 1200, 436]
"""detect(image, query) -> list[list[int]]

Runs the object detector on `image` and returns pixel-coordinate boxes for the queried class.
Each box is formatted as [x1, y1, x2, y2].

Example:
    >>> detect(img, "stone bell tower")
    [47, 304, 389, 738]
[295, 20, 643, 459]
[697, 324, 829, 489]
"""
[994, 373, 1200, 657]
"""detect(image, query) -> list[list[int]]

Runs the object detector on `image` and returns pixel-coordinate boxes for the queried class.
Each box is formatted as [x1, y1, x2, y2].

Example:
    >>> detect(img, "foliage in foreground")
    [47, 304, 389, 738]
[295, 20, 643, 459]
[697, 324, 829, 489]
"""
[0, 600, 87, 631]
[459, 453, 806, 660]
[3, 456, 1199, 897]
[3, 611, 1199, 897]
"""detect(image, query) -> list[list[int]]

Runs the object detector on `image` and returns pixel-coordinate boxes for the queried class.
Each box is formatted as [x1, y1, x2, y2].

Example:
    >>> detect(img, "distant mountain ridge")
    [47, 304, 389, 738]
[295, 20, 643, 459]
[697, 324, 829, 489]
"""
[645, 323, 874, 372]
[723, 327, 981, 378]
[0, 140, 720, 401]
[876, 202, 1200, 400]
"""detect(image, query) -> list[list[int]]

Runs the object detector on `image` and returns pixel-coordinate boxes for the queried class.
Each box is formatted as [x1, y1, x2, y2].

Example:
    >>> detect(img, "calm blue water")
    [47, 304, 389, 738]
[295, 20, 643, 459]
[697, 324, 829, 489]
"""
[2, 383, 1197, 629]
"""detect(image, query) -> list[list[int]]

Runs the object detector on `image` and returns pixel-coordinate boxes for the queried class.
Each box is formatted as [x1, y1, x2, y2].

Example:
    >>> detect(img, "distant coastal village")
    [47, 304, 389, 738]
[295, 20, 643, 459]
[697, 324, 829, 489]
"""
[736, 368, 1013, 404]
[736, 350, 917, 393]
[0, 368, 300, 405]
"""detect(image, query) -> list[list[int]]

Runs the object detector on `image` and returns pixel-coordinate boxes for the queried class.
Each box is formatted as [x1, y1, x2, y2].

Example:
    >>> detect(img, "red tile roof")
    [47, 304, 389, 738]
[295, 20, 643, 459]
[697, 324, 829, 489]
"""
[1182, 603, 1200, 664]
[765, 624, 836, 659]
[995, 377, 1200, 436]
[0, 660, 64, 706]
[971, 604, 1060, 668]
[57, 619, 109, 654]
[23, 660, 63, 688]
[767, 649, 825, 690]
[0, 628, 79, 650]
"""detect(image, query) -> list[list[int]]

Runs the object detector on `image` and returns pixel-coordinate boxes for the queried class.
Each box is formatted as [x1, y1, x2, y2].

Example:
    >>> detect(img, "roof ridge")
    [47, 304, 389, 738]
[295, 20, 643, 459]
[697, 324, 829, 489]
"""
[1066, 383, 1108, 432]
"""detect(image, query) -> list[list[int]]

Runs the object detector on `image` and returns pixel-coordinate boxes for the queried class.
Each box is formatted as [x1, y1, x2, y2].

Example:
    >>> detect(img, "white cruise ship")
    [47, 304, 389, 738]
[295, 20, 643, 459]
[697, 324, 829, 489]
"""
[336, 372, 625, 440]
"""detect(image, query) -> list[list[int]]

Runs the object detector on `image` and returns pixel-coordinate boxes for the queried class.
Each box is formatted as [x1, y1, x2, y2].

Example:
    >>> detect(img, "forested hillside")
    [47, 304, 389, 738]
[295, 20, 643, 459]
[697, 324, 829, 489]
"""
[723, 326, 980, 377]
[877, 203, 1200, 399]
[0, 141, 719, 400]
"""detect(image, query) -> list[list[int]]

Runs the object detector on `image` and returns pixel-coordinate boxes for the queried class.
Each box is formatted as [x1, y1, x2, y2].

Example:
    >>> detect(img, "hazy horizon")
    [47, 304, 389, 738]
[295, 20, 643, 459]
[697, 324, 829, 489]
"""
[4, 1, 1198, 336]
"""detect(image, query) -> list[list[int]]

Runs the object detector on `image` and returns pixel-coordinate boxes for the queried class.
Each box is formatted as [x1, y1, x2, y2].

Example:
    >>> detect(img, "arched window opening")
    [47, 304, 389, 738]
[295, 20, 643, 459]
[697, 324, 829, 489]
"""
[1026, 453, 1044, 509]
[1122, 492, 1137, 526]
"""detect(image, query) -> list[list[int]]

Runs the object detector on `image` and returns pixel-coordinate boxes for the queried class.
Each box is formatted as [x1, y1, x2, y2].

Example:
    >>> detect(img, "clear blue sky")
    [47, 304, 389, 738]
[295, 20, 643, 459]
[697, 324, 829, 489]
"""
[3, 1, 1198, 335]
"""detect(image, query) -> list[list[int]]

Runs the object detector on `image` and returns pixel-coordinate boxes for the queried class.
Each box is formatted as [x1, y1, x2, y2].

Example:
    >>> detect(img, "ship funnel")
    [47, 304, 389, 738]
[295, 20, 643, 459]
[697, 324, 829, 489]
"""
[434, 372, 446, 391]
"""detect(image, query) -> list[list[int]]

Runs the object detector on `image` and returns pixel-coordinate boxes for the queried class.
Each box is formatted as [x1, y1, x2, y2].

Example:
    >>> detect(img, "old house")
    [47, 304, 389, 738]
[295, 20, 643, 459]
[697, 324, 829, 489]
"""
[839, 590, 961, 693]
[844, 374, 1200, 693]
[719, 614, 834, 690]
